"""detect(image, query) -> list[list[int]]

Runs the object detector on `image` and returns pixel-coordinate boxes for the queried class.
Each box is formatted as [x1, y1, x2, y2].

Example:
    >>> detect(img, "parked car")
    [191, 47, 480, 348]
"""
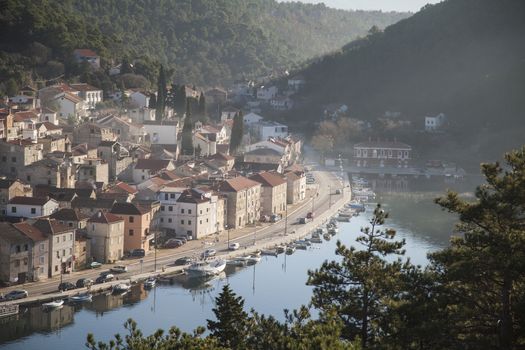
[3, 290, 28, 301]
[164, 239, 183, 249]
[174, 256, 193, 266]
[201, 249, 217, 258]
[95, 274, 114, 284]
[129, 249, 145, 258]
[110, 265, 128, 273]
[58, 282, 76, 292]
[306, 212, 314, 219]
[76, 278, 93, 288]
[90, 261, 102, 269]
[270, 214, 282, 223]
[228, 242, 240, 251]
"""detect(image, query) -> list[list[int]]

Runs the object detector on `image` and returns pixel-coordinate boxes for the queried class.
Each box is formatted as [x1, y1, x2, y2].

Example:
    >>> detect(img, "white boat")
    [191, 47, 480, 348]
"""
[261, 249, 278, 257]
[69, 293, 92, 302]
[310, 237, 323, 244]
[295, 243, 308, 250]
[186, 259, 226, 277]
[226, 258, 247, 267]
[144, 278, 156, 289]
[311, 231, 320, 239]
[112, 283, 131, 294]
[285, 245, 296, 255]
[42, 299, 64, 309]
[323, 233, 331, 240]
[295, 239, 311, 246]
[275, 245, 286, 254]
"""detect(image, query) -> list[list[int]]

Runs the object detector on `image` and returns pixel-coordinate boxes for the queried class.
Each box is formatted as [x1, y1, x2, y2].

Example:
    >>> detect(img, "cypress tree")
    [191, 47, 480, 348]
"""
[229, 111, 244, 155]
[155, 65, 166, 121]
[198, 93, 206, 118]
[148, 93, 156, 109]
[181, 99, 194, 156]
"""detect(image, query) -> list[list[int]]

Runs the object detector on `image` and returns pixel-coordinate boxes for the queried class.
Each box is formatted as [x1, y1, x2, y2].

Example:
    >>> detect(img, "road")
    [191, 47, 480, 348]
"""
[0, 167, 348, 299]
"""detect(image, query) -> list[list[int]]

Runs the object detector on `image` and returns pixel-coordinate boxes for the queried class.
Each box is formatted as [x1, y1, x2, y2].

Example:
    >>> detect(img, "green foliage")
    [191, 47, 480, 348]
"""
[207, 284, 250, 349]
[307, 204, 407, 348]
[156, 65, 167, 121]
[181, 100, 194, 156]
[0, 0, 407, 93]
[292, 0, 525, 158]
[429, 146, 525, 348]
[229, 112, 244, 155]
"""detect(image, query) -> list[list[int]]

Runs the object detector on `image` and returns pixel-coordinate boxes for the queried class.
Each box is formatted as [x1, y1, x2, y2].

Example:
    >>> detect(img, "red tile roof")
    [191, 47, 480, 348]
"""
[74, 49, 98, 57]
[88, 211, 123, 224]
[33, 218, 72, 235]
[135, 158, 172, 171]
[110, 181, 138, 195]
[9, 196, 52, 206]
[218, 176, 261, 192]
[249, 172, 287, 187]
[13, 222, 47, 242]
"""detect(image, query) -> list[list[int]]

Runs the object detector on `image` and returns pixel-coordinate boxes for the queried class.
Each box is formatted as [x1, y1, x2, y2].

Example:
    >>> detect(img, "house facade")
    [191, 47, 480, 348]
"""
[8, 196, 59, 218]
[353, 140, 412, 168]
[110, 202, 153, 252]
[87, 211, 124, 263]
[249, 172, 287, 217]
[218, 176, 261, 229]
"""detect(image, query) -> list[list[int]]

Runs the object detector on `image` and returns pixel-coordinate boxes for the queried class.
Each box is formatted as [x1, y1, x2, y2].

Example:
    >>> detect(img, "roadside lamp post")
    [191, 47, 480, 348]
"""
[226, 225, 230, 248]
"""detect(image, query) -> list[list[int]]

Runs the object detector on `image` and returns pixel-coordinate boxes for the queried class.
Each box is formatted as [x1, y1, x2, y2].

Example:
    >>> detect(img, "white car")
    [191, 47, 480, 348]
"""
[228, 243, 240, 251]
[110, 265, 128, 273]
[202, 249, 217, 258]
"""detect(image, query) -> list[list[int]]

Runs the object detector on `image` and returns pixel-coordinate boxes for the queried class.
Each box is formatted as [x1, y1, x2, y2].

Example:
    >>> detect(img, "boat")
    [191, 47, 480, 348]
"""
[275, 245, 286, 254]
[112, 283, 131, 294]
[285, 245, 296, 255]
[247, 255, 261, 264]
[295, 243, 308, 250]
[0, 304, 19, 318]
[226, 258, 247, 267]
[295, 239, 311, 246]
[69, 293, 93, 302]
[323, 233, 331, 240]
[186, 259, 226, 277]
[311, 231, 320, 239]
[261, 249, 278, 257]
[348, 201, 366, 212]
[252, 250, 262, 257]
[143, 278, 156, 289]
[42, 299, 64, 310]
[328, 228, 337, 236]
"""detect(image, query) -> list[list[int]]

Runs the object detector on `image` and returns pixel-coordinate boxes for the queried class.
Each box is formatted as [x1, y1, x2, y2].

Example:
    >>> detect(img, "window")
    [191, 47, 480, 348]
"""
[24, 244, 28, 251]
[188, 209, 192, 214]
[129, 216, 134, 223]
[63, 235, 66, 242]
[160, 218, 164, 223]
[27, 175, 31, 181]
[188, 220, 192, 225]
[40, 243, 45, 251]
[11, 206, 16, 213]
[15, 245, 21, 253]
[39, 256, 45, 264]
[181, 208, 184, 214]
[69, 223, 73, 227]
[160, 205, 165, 211]
[55, 265, 58, 272]
[62, 249, 66, 257]
[181, 220, 184, 225]
[168, 218, 172, 223]
[164, 193, 169, 200]
[129, 229, 134, 236]
[200, 220, 202, 224]
[31, 208, 36, 214]
[170, 194, 175, 199]
[56, 251, 60, 258]
[168, 206, 173, 212]
[69, 234, 73, 240]
[11, 157, 16, 163]
[1, 156, 5, 162]
[200, 210, 202, 215]
[69, 248, 72, 255]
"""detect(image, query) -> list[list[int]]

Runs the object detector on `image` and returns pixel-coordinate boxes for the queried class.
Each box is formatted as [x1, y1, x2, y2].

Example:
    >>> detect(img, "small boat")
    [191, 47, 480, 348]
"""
[285, 245, 296, 255]
[144, 278, 156, 289]
[311, 231, 320, 239]
[69, 293, 92, 302]
[261, 249, 278, 257]
[247, 256, 261, 264]
[42, 299, 64, 309]
[328, 228, 337, 236]
[295, 243, 308, 250]
[226, 258, 247, 267]
[310, 237, 323, 244]
[323, 233, 331, 240]
[186, 259, 226, 277]
[252, 250, 262, 257]
[295, 239, 311, 246]
[275, 245, 286, 254]
[112, 283, 131, 294]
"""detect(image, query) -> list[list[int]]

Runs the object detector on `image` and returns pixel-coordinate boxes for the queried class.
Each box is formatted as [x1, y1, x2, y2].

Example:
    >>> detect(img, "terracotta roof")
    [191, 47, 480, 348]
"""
[37, 122, 62, 131]
[72, 197, 115, 209]
[13, 222, 47, 242]
[245, 148, 282, 156]
[0, 223, 33, 243]
[284, 170, 301, 181]
[88, 211, 123, 224]
[9, 196, 52, 206]
[61, 92, 83, 104]
[50, 208, 90, 222]
[210, 152, 234, 161]
[110, 181, 138, 195]
[354, 140, 411, 150]
[14, 111, 39, 121]
[218, 176, 261, 192]
[135, 158, 172, 171]
[111, 202, 149, 215]
[249, 172, 286, 187]
[41, 107, 56, 114]
[32, 218, 72, 235]
[74, 49, 98, 57]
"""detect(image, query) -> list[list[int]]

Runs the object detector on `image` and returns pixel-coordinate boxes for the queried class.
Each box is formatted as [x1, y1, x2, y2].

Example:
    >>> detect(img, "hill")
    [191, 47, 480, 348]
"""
[0, 0, 407, 93]
[287, 0, 525, 163]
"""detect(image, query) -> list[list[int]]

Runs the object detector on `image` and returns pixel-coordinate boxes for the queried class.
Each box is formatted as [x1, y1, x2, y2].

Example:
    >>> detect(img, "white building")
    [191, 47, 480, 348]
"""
[243, 112, 264, 125]
[143, 120, 179, 145]
[256, 86, 278, 101]
[287, 75, 306, 91]
[270, 96, 294, 111]
[425, 113, 446, 132]
[257, 121, 288, 141]
[70, 84, 103, 109]
[130, 91, 151, 108]
[132, 159, 175, 184]
[55, 92, 86, 119]
[8, 196, 59, 218]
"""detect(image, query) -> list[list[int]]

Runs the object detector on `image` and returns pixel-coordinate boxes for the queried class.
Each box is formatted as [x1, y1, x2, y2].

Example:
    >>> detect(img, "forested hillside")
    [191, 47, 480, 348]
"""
[291, 0, 525, 147]
[0, 0, 407, 93]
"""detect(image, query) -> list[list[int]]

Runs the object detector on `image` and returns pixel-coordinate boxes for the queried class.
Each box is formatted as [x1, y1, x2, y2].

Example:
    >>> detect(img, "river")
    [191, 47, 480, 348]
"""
[0, 186, 462, 349]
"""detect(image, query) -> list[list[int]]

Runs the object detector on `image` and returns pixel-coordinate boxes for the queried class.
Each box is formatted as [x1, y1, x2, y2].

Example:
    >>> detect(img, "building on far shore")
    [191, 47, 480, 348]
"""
[353, 139, 412, 168]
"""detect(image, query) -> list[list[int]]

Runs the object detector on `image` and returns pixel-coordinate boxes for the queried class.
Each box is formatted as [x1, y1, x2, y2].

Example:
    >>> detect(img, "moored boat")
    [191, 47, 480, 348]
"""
[144, 278, 156, 289]
[261, 249, 278, 257]
[285, 245, 296, 255]
[247, 256, 261, 264]
[42, 299, 64, 310]
[323, 233, 331, 240]
[310, 237, 323, 244]
[186, 259, 226, 277]
[275, 245, 286, 254]
[69, 293, 92, 302]
[112, 283, 131, 294]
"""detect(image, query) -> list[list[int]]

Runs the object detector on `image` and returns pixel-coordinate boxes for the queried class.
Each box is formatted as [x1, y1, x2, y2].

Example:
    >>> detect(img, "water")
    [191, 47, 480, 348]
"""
[0, 204, 453, 349]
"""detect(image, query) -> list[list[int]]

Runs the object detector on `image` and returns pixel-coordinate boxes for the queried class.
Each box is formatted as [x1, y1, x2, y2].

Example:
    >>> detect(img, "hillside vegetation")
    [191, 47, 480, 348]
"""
[0, 0, 407, 93]
[289, 0, 525, 161]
